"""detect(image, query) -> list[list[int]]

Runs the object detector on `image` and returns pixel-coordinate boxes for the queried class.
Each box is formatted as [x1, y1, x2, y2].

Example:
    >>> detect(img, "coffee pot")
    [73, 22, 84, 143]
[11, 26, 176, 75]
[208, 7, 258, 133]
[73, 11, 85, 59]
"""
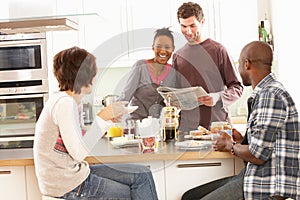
[160, 106, 180, 141]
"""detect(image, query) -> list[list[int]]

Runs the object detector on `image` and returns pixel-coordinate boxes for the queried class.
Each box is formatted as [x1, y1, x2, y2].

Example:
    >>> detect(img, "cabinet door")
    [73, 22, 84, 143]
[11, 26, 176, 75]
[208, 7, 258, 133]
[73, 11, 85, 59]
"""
[165, 158, 234, 200]
[26, 166, 42, 200]
[0, 166, 26, 200]
[81, 0, 128, 61]
[133, 161, 166, 200]
[126, 0, 172, 61]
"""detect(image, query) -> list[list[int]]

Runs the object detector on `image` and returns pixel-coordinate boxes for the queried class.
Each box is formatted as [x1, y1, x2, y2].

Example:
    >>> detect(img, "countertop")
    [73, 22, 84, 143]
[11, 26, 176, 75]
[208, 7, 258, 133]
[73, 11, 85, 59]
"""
[0, 138, 233, 167]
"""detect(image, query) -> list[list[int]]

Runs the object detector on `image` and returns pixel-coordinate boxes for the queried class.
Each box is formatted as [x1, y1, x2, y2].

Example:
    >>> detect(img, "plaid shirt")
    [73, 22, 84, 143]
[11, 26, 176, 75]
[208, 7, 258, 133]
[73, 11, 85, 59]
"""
[244, 73, 300, 199]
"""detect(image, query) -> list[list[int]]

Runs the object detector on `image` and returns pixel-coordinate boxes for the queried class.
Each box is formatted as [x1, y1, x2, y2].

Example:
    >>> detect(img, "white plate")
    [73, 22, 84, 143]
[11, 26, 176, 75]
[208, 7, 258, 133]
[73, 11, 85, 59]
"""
[125, 106, 138, 114]
[175, 140, 212, 150]
[110, 138, 139, 148]
[189, 130, 211, 140]
[191, 135, 212, 140]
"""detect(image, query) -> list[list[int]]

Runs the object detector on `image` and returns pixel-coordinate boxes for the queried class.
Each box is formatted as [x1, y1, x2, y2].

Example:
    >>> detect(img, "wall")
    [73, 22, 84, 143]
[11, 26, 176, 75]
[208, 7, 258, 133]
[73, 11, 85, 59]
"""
[272, 0, 300, 111]
[4, 0, 293, 118]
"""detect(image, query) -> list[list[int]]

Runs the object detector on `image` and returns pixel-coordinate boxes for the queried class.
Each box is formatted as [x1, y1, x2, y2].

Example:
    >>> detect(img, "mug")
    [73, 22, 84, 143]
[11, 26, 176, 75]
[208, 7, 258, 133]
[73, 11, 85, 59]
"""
[139, 136, 156, 153]
[210, 121, 226, 133]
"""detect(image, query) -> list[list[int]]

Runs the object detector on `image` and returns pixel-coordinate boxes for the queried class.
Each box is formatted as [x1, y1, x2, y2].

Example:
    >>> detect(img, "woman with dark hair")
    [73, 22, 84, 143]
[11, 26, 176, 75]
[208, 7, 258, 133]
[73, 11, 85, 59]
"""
[34, 46, 158, 199]
[119, 27, 177, 120]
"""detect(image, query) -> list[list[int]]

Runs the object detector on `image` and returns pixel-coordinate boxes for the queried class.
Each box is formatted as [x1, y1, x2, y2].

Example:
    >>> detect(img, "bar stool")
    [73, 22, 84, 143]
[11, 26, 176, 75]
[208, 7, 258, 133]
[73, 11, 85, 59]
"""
[42, 196, 65, 200]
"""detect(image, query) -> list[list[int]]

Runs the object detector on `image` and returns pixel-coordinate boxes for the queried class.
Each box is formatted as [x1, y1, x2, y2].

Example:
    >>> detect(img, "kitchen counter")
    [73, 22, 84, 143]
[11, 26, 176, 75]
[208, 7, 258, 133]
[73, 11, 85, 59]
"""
[0, 138, 242, 200]
[0, 138, 233, 166]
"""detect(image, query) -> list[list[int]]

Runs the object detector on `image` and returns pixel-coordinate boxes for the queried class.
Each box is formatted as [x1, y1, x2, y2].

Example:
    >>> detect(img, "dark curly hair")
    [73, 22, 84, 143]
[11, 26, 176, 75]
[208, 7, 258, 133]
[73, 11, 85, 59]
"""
[153, 27, 174, 46]
[53, 46, 97, 94]
[177, 2, 204, 22]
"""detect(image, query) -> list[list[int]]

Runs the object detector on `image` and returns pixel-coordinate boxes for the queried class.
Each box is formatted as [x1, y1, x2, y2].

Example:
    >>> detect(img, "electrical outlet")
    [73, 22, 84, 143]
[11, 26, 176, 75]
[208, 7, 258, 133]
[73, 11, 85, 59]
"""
[93, 96, 103, 105]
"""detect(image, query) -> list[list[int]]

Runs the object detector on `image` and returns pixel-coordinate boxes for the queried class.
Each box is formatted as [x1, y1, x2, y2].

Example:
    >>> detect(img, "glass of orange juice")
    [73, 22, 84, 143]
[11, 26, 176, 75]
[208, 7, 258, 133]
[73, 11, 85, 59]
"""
[107, 125, 123, 139]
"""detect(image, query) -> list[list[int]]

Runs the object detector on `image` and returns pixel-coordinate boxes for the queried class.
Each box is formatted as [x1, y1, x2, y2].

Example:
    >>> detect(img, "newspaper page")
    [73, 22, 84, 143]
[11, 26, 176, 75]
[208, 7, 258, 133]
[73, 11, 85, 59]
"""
[157, 86, 209, 110]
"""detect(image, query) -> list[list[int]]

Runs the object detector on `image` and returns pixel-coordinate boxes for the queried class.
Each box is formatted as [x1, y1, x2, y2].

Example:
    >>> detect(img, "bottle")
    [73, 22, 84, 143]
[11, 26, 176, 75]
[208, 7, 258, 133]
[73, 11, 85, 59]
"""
[259, 21, 268, 42]
[267, 33, 274, 51]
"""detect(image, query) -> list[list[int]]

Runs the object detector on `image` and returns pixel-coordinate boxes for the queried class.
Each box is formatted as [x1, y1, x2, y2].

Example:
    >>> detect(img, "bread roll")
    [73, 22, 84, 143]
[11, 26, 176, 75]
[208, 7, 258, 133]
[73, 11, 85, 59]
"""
[197, 125, 210, 134]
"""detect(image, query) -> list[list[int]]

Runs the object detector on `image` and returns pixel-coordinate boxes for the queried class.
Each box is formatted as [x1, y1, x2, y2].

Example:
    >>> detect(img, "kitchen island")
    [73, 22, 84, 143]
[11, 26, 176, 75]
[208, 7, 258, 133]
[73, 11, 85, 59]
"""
[0, 138, 243, 200]
[0, 138, 235, 166]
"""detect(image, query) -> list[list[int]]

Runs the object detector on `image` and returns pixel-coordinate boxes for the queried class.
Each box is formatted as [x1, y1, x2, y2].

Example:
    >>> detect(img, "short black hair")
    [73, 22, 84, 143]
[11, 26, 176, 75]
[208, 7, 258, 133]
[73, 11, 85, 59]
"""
[153, 27, 174, 46]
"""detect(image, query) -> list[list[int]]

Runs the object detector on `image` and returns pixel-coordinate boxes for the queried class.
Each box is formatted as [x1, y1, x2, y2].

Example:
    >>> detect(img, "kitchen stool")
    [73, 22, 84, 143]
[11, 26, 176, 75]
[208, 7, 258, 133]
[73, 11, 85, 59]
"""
[42, 195, 65, 200]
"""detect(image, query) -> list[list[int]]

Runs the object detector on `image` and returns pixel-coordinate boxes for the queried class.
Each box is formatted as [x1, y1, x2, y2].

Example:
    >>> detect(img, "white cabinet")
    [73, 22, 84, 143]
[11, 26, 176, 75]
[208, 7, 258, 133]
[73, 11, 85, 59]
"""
[125, 0, 173, 61]
[2, 158, 237, 200]
[81, 0, 173, 67]
[164, 158, 234, 200]
[0, 166, 27, 200]
[7, 0, 55, 19]
[80, 0, 128, 56]
[26, 166, 42, 200]
[0, 166, 42, 200]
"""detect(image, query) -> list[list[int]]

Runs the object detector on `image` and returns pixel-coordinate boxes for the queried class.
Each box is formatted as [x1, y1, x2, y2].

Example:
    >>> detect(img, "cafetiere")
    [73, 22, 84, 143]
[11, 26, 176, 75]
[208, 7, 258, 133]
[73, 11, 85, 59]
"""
[160, 94, 180, 141]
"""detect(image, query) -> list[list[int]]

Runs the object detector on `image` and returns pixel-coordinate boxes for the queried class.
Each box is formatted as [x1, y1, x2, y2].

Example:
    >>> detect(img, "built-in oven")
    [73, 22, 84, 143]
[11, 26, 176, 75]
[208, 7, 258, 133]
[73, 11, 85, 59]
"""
[0, 32, 48, 149]
[0, 32, 47, 82]
[0, 93, 48, 149]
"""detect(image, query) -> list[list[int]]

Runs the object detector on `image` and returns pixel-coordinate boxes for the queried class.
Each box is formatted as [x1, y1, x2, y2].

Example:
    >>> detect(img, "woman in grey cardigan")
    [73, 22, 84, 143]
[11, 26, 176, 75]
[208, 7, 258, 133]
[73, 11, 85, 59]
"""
[119, 27, 177, 120]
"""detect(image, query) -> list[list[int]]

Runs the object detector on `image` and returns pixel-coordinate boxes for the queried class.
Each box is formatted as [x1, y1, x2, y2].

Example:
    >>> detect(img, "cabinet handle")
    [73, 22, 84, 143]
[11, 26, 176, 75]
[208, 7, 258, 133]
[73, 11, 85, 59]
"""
[177, 162, 221, 168]
[0, 170, 11, 175]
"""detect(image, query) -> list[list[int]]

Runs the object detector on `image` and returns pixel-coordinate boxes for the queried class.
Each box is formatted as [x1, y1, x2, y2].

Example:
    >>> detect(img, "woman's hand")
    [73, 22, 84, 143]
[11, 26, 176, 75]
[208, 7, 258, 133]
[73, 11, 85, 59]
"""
[97, 101, 128, 121]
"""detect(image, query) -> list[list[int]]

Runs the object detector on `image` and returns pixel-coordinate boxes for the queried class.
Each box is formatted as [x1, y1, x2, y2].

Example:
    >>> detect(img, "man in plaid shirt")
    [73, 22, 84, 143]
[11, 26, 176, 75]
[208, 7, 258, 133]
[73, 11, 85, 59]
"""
[182, 41, 300, 200]
[221, 41, 299, 199]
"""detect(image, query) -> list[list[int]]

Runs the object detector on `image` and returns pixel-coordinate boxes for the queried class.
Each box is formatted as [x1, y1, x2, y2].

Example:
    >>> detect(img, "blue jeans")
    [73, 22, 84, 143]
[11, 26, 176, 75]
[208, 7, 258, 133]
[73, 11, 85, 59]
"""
[62, 163, 158, 200]
[181, 167, 245, 200]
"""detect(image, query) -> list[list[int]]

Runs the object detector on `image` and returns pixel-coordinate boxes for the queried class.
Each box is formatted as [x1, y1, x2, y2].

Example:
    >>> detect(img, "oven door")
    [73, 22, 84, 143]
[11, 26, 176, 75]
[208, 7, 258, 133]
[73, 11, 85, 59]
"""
[0, 36, 47, 82]
[0, 93, 47, 149]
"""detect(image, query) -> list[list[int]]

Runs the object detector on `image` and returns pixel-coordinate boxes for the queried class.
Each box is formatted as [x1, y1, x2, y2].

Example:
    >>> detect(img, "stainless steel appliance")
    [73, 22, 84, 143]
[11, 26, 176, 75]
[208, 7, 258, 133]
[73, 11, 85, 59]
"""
[0, 33, 48, 149]
[0, 32, 47, 82]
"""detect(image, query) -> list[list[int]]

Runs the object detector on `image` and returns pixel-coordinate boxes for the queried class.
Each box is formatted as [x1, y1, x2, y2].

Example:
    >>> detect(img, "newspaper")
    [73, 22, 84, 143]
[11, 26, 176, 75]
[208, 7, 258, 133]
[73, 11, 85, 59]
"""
[157, 86, 209, 110]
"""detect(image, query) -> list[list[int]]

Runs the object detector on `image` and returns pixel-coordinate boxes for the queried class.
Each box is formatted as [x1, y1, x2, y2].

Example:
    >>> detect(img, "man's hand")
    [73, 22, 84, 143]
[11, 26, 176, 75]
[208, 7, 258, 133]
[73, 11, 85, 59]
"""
[197, 92, 220, 107]
[232, 128, 244, 143]
[212, 131, 233, 152]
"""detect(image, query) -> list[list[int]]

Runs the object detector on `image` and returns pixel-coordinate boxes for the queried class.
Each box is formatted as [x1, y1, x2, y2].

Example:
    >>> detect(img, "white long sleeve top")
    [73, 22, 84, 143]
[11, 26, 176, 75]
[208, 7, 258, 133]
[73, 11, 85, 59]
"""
[33, 92, 111, 197]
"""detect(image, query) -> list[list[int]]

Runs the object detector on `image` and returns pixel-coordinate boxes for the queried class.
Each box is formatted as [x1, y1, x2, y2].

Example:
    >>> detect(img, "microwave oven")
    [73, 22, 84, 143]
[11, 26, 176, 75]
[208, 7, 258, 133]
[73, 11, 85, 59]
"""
[0, 32, 48, 82]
